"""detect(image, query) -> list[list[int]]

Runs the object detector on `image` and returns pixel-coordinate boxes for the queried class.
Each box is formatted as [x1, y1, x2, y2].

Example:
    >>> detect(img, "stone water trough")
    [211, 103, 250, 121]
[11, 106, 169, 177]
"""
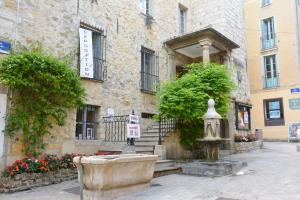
[73, 154, 158, 200]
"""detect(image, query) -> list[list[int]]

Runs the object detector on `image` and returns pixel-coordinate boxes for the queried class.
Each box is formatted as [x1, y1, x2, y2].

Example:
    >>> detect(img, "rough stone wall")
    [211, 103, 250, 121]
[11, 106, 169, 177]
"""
[0, 0, 249, 167]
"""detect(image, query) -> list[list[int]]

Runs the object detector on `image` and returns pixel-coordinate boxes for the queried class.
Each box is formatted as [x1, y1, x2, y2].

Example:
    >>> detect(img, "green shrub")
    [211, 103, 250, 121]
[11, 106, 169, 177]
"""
[0, 47, 85, 156]
[157, 62, 235, 150]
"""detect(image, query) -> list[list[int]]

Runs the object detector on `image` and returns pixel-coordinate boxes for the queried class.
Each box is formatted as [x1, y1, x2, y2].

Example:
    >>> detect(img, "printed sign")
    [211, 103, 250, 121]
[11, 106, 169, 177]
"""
[291, 88, 300, 94]
[244, 111, 249, 124]
[269, 110, 280, 119]
[127, 124, 141, 138]
[79, 28, 94, 78]
[288, 123, 300, 142]
[129, 115, 139, 123]
[0, 41, 11, 54]
[107, 108, 114, 117]
[289, 98, 300, 110]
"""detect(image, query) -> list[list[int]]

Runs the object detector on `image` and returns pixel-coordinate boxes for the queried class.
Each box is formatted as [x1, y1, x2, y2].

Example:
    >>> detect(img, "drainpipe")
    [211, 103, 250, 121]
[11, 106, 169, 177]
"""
[294, 0, 300, 84]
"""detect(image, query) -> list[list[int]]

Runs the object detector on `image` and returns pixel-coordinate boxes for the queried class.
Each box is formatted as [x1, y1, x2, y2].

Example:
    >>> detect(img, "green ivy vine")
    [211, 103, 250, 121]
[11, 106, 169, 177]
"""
[157, 62, 235, 151]
[0, 47, 85, 157]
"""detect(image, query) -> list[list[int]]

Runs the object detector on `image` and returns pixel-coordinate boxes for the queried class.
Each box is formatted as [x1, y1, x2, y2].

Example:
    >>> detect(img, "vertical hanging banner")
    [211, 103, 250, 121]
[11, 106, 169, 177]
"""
[79, 28, 94, 78]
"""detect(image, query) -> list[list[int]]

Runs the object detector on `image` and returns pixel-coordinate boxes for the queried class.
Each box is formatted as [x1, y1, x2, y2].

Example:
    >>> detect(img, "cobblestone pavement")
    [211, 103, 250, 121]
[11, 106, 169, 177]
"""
[1, 142, 300, 200]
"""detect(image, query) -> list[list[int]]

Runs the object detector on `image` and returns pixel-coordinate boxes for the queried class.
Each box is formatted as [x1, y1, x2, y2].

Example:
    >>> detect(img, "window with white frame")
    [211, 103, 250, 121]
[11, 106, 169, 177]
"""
[179, 5, 187, 35]
[262, 0, 271, 7]
[263, 55, 279, 88]
[261, 17, 276, 49]
[75, 105, 99, 140]
[79, 24, 106, 81]
[140, 0, 150, 15]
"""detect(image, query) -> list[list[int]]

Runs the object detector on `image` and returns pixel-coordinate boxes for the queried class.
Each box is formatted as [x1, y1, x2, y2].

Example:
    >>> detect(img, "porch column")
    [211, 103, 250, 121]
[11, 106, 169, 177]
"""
[168, 50, 176, 79]
[199, 39, 212, 62]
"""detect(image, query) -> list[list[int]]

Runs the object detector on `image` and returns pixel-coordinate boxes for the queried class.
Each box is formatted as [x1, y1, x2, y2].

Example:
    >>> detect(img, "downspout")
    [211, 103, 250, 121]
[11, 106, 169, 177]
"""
[294, 0, 300, 85]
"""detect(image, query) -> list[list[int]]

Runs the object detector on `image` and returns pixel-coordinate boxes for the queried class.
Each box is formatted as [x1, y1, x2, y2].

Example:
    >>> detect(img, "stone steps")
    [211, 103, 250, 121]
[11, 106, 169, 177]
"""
[153, 160, 181, 177]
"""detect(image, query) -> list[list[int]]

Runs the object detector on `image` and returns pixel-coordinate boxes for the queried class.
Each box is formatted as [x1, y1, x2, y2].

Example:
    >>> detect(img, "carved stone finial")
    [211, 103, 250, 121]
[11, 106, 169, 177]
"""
[204, 98, 221, 119]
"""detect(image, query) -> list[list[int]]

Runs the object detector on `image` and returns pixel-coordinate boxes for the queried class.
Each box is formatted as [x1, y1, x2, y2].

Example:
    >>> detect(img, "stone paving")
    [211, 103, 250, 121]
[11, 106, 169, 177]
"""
[1, 142, 300, 200]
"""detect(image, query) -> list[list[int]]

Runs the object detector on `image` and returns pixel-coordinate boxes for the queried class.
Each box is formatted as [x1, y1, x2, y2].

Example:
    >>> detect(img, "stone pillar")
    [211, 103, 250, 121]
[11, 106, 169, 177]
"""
[199, 39, 212, 62]
[168, 50, 176, 79]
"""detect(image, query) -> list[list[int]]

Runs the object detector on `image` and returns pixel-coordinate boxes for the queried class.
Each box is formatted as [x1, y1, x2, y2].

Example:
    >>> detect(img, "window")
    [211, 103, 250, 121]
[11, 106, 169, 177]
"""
[261, 0, 271, 7]
[76, 105, 98, 140]
[236, 103, 252, 130]
[140, 0, 150, 15]
[141, 112, 155, 119]
[263, 55, 279, 88]
[141, 47, 159, 93]
[0, 0, 4, 7]
[79, 24, 106, 81]
[264, 98, 284, 126]
[261, 17, 276, 49]
[179, 5, 187, 35]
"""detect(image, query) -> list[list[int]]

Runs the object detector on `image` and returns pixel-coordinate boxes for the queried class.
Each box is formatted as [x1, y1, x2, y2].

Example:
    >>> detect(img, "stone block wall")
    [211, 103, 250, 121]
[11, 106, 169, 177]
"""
[234, 140, 264, 153]
[0, 0, 250, 168]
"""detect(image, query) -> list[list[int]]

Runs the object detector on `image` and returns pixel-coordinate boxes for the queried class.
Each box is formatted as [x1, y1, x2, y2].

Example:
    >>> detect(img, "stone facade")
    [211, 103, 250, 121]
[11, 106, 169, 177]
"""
[0, 0, 250, 171]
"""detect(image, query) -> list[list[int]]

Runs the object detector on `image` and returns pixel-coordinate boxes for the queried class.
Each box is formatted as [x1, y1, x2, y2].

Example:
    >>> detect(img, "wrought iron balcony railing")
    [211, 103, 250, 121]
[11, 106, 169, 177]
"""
[263, 73, 280, 89]
[261, 33, 276, 50]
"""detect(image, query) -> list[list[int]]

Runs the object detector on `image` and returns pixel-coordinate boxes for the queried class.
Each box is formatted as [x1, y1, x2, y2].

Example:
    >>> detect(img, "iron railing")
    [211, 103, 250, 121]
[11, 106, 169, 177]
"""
[158, 117, 178, 145]
[261, 33, 276, 50]
[263, 73, 280, 88]
[103, 115, 129, 142]
[141, 72, 159, 93]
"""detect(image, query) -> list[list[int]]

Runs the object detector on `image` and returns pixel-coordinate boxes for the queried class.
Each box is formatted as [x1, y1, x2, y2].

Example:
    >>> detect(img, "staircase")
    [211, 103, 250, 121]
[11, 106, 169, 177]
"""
[134, 122, 181, 177]
[135, 122, 161, 154]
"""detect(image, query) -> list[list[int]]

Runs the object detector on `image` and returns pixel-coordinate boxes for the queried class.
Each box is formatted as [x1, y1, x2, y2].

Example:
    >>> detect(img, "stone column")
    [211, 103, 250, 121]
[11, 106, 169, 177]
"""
[168, 50, 176, 79]
[199, 39, 212, 62]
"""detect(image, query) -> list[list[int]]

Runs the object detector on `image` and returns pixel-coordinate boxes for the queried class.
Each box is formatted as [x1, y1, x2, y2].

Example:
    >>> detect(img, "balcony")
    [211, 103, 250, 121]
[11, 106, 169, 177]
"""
[261, 33, 276, 50]
[141, 72, 159, 94]
[263, 74, 280, 89]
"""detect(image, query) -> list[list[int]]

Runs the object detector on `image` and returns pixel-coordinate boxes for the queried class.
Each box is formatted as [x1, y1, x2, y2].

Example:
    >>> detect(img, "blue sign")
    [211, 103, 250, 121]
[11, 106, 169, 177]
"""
[291, 88, 300, 94]
[0, 41, 11, 54]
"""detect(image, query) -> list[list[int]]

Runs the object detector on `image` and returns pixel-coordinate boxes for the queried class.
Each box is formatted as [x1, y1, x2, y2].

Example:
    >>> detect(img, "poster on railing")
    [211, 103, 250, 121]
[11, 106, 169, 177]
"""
[127, 124, 141, 138]
[288, 122, 300, 142]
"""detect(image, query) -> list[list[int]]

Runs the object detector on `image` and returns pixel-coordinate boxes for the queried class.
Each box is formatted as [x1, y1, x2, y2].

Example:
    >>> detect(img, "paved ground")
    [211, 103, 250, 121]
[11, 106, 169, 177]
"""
[1, 142, 300, 200]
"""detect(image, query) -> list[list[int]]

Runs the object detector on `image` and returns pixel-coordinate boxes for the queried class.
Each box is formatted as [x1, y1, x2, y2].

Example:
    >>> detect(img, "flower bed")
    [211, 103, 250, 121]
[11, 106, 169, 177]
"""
[0, 151, 120, 193]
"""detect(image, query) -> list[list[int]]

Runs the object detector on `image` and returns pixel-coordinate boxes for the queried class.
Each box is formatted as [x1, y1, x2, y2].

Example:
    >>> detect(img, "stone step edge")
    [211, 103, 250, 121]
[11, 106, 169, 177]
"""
[153, 167, 182, 178]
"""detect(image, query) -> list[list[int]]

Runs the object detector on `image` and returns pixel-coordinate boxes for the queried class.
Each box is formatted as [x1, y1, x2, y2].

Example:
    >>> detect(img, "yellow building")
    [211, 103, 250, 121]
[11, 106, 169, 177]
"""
[245, 0, 300, 141]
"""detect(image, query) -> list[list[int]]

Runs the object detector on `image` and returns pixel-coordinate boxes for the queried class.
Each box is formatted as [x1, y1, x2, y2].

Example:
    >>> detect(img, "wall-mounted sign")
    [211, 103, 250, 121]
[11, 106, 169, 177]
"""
[288, 122, 300, 142]
[129, 115, 139, 123]
[107, 108, 114, 117]
[289, 98, 300, 110]
[0, 41, 11, 54]
[291, 88, 300, 94]
[79, 28, 94, 78]
[127, 124, 141, 138]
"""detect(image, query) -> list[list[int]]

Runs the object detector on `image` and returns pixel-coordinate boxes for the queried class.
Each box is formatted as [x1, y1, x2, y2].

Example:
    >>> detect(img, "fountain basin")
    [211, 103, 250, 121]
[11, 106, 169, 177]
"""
[73, 154, 158, 200]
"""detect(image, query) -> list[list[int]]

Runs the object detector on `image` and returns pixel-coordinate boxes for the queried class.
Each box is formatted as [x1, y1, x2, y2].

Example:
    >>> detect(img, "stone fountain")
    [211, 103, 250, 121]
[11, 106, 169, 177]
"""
[176, 99, 247, 177]
[197, 98, 222, 161]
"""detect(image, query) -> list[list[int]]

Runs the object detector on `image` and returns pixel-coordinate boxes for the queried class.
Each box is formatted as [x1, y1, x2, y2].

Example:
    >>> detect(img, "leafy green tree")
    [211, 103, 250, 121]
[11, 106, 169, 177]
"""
[158, 62, 235, 150]
[0, 47, 85, 156]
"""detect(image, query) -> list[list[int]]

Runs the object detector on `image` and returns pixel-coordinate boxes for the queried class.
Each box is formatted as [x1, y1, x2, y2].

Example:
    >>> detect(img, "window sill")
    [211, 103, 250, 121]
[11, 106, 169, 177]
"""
[80, 77, 104, 83]
[261, 46, 277, 53]
[263, 86, 280, 90]
[141, 89, 156, 95]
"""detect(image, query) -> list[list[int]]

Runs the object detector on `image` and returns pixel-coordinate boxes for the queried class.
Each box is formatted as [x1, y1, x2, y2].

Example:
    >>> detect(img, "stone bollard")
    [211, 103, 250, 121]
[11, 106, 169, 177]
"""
[197, 98, 222, 161]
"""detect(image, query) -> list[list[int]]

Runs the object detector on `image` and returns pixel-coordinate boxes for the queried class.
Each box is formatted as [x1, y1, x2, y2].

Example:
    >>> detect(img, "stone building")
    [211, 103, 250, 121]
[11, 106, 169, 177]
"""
[0, 0, 250, 171]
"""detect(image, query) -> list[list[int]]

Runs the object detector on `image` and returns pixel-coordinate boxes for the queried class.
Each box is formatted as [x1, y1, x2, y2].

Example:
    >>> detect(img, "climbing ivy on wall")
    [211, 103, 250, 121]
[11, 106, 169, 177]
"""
[157, 62, 235, 151]
[0, 47, 85, 157]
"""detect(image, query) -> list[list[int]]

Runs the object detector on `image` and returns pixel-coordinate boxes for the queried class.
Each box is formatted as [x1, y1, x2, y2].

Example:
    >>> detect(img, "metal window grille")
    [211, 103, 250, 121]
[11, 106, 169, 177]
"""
[141, 47, 159, 93]
[75, 105, 98, 140]
[80, 24, 107, 81]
